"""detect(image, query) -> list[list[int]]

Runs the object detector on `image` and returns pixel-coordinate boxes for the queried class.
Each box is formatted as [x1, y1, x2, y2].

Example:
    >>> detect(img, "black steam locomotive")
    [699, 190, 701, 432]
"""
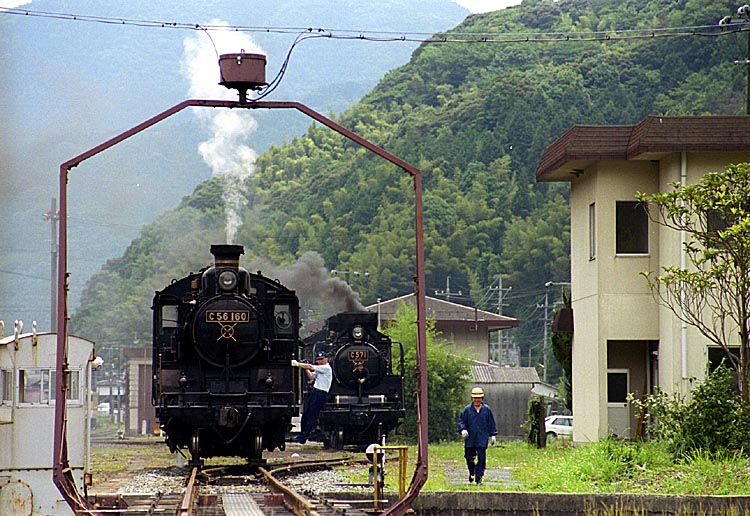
[302, 311, 405, 449]
[151, 244, 299, 464]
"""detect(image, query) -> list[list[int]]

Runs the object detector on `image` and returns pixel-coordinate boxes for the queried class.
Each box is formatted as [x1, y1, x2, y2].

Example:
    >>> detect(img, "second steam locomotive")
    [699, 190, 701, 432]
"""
[302, 311, 405, 449]
[152, 244, 299, 463]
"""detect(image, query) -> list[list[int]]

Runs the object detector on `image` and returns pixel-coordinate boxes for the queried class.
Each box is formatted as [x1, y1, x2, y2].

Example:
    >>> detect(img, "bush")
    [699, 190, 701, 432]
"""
[635, 364, 750, 457]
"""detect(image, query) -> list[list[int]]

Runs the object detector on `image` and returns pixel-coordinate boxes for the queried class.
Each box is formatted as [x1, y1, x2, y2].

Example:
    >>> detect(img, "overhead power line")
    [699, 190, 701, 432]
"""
[1, 6, 748, 44]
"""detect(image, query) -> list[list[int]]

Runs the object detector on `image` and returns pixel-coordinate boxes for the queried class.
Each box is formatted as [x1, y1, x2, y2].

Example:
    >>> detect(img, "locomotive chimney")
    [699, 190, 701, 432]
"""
[210, 244, 244, 268]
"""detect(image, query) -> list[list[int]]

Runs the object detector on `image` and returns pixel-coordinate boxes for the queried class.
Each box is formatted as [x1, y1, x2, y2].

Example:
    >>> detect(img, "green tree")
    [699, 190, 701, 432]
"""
[637, 163, 750, 403]
[383, 302, 472, 442]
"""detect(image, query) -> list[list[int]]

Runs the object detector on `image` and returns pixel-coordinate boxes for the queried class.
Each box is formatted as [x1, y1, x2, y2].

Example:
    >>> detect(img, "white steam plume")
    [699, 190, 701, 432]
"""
[181, 22, 264, 243]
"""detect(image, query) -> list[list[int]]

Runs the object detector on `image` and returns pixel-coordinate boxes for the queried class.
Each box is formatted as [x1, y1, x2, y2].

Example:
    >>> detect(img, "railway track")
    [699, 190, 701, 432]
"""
[91, 449, 383, 516]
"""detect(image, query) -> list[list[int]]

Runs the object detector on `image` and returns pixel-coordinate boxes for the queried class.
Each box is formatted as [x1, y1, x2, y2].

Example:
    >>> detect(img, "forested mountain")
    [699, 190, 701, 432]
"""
[71, 0, 748, 381]
[0, 0, 466, 323]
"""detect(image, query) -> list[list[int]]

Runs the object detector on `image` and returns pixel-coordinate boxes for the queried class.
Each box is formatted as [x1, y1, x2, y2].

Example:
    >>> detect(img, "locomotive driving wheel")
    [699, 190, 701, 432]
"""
[189, 429, 204, 467]
[330, 427, 345, 450]
[246, 431, 263, 462]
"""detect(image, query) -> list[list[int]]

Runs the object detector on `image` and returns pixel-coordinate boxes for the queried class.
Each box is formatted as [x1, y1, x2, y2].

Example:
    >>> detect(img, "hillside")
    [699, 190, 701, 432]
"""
[70, 0, 748, 376]
[0, 0, 467, 325]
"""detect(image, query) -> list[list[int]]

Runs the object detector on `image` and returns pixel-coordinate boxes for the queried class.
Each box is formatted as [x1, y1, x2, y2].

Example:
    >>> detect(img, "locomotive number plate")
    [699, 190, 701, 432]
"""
[206, 310, 250, 323]
[348, 349, 368, 362]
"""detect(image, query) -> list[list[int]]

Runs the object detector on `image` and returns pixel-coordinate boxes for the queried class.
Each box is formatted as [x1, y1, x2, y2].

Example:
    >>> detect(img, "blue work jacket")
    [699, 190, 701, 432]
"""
[458, 402, 498, 448]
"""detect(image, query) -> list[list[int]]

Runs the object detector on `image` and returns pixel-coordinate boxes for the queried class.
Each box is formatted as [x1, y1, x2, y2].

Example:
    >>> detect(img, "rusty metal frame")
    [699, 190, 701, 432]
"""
[54, 99, 428, 515]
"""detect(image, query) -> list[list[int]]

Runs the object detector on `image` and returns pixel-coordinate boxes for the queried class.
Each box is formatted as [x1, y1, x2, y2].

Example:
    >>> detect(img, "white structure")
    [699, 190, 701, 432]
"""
[0, 323, 96, 516]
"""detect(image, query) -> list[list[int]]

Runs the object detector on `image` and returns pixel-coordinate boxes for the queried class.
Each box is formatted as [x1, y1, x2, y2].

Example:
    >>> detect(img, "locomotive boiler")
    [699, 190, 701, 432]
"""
[151, 244, 299, 464]
[302, 311, 405, 449]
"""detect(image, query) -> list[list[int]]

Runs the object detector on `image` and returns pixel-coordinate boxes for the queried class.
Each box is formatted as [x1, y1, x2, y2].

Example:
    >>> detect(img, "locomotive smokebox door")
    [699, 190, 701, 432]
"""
[219, 52, 267, 91]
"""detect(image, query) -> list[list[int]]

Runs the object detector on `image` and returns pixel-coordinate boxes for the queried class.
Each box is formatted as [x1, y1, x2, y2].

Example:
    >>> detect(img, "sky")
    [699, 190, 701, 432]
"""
[453, 0, 522, 12]
[2, 0, 523, 13]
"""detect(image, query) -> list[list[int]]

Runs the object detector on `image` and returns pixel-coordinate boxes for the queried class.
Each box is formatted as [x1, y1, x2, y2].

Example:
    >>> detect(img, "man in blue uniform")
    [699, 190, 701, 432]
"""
[291, 350, 332, 444]
[458, 386, 497, 485]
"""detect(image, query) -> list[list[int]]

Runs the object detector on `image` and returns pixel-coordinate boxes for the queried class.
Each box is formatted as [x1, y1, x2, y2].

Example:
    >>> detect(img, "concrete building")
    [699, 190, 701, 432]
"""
[366, 294, 519, 362]
[536, 115, 750, 442]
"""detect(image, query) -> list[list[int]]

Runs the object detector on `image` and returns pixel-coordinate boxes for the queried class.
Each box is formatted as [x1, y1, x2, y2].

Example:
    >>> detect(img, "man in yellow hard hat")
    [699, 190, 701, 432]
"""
[457, 386, 497, 485]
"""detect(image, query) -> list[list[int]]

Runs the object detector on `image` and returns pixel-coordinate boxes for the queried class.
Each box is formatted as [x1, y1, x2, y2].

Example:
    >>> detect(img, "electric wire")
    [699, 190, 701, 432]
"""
[2, 6, 749, 44]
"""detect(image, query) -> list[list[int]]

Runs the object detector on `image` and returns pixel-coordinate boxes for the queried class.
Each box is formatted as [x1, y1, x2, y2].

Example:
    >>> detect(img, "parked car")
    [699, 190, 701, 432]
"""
[545, 415, 573, 440]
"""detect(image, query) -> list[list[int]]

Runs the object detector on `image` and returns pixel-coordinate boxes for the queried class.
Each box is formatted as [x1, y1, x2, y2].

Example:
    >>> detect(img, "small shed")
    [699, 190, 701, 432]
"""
[0, 329, 96, 515]
[123, 347, 156, 436]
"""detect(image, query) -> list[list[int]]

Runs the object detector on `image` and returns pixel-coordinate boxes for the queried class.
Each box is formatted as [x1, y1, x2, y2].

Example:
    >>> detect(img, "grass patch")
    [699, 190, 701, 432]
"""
[89, 434, 750, 496]
[343, 439, 750, 495]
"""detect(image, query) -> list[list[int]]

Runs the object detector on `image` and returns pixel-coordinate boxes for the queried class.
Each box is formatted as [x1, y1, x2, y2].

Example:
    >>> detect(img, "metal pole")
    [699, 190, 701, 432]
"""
[543, 287, 549, 383]
[54, 98, 427, 516]
[746, 29, 749, 114]
[49, 198, 58, 332]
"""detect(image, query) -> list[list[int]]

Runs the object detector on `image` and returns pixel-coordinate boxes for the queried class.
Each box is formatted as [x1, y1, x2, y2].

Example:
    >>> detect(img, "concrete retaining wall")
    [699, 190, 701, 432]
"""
[413, 492, 750, 515]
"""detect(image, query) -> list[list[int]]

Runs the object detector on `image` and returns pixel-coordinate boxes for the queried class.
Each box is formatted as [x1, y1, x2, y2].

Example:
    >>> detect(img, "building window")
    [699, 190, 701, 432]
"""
[50, 369, 81, 403]
[17, 368, 81, 405]
[19, 369, 45, 404]
[1, 370, 12, 404]
[589, 202, 596, 260]
[616, 201, 648, 254]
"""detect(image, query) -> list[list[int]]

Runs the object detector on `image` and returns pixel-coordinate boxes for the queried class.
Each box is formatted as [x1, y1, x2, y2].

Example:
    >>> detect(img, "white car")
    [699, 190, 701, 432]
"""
[545, 415, 573, 439]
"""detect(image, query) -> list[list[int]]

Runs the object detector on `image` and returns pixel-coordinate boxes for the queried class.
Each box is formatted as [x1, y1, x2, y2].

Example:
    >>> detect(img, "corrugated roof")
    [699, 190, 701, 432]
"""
[365, 294, 519, 329]
[470, 362, 540, 383]
[536, 115, 750, 182]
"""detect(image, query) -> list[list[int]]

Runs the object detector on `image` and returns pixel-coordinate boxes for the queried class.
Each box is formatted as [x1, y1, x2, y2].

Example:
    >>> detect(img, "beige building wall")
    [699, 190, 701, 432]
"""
[440, 325, 489, 362]
[655, 152, 748, 395]
[570, 160, 659, 441]
[570, 152, 750, 442]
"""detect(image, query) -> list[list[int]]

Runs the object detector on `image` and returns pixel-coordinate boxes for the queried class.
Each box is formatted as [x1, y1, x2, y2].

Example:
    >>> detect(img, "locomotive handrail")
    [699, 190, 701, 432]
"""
[55, 97, 428, 516]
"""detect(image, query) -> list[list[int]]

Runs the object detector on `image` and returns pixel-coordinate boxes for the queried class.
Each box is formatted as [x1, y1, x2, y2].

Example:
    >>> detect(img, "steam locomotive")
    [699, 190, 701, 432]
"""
[302, 311, 405, 449]
[151, 244, 299, 464]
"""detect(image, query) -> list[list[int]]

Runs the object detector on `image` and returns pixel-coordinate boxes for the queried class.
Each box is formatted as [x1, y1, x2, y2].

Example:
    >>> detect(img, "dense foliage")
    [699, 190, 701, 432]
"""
[382, 303, 473, 442]
[634, 364, 750, 457]
[72, 0, 747, 384]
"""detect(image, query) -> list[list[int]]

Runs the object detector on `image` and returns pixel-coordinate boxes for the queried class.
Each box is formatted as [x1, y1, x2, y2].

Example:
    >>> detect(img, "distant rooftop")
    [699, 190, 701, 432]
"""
[470, 361, 539, 383]
[366, 294, 519, 330]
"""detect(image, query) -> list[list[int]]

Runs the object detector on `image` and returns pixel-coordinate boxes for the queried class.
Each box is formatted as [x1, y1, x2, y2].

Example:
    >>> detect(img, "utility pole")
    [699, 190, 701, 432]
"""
[43, 199, 59, 332]
[719, 5, 750, 114]
[538, 288, 552, 383]
[488, 277, 512, 364]
[434, 275, 462, 302]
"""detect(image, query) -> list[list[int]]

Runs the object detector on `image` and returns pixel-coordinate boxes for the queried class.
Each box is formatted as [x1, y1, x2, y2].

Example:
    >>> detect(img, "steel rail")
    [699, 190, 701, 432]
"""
[178, 466, 200, 516]
[259, 465, 321, 516]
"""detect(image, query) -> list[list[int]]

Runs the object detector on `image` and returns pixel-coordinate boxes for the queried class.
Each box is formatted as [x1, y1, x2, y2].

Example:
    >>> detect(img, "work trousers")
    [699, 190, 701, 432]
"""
[299, 388, 327, 440]
[464, 446, 487, 480]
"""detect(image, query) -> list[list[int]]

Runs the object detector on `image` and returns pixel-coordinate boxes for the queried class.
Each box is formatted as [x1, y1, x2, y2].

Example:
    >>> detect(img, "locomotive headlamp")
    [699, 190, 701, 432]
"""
[352, 325, 364, 340]
[218, 270, 238, 291]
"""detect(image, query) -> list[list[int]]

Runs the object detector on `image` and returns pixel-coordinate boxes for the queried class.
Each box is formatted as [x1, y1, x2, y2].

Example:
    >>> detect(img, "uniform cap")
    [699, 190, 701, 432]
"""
[315, 350, 328, 359]
[471, 387, 484, 397]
